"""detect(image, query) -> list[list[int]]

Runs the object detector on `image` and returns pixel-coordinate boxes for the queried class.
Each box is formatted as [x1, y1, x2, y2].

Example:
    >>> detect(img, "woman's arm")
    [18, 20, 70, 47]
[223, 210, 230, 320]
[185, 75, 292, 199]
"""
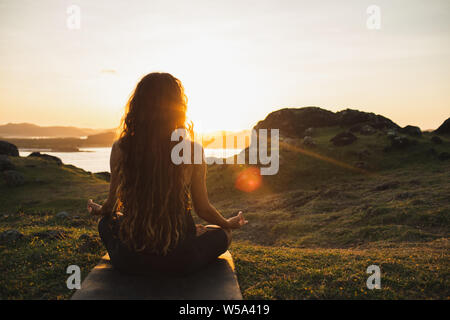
[87, 141, 121, 216]
[190, 148, 247, 229]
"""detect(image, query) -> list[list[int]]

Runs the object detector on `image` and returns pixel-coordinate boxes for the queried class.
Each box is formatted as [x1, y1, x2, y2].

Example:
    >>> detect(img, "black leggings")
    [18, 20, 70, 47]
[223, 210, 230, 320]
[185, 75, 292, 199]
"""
[98, 214, 229, 276]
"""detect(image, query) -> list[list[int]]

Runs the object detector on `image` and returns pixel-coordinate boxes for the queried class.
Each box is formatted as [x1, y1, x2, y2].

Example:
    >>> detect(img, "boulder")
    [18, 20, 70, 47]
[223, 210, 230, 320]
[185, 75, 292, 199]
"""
[401, 125, 422, 137]
[56, 211, 70, 219]
[3, 170, 25, 186]
[0, 229, 24, 242]
[434, 118, 450, 135]
[0, 141, 19, 156]
[0, 155, 15, 171]
[302, 136, 316, 147]
[304, 127, 315, 136]
[330, 132, 357, 146]
[27, 152, 62, 165]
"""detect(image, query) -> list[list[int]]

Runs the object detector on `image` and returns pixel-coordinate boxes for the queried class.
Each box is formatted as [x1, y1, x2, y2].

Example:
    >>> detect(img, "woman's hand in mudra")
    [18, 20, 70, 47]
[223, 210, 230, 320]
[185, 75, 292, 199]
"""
[226, 211, 248, 229]
[87, 199, 102, 216]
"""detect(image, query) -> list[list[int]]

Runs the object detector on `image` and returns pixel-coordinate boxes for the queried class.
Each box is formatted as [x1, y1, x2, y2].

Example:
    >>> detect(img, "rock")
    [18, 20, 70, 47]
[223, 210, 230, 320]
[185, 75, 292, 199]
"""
[0, 141, 19, 156]
[336, 109, 399, 129]
[3, 170, 25, 186]
[401, 125, 422, 137]
[302, 136, 316, 147]
[434, 117, 450, 135]
[94, 171, 111, 182]
[438, 152, 450, 161]
[254, 107, 337, 138]
[27, 152, 62, 165]
[56, 211, 70, 219]
[0, 229, 24, 242]
[304, 127, 315, 136]
[33, 230, 69, 240]
[253, 107, 399, 139]
[0, 155, 15, 171]
[330, 132, 357, 146]
[431, 136, 443, 144]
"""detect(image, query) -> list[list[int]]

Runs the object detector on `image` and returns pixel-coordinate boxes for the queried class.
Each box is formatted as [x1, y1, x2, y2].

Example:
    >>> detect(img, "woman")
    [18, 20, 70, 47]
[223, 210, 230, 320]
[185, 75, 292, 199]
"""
[87, 72, 247, 276]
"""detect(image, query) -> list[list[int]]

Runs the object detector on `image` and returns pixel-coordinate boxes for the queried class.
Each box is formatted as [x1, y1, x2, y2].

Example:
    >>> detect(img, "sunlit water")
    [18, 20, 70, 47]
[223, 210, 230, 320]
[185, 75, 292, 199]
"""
[19, 147, 242, 173]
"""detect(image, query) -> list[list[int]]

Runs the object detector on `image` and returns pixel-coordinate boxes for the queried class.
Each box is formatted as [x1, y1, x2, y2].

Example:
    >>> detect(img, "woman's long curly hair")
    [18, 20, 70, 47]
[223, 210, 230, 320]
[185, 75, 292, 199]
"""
[115, 72, 193, 255]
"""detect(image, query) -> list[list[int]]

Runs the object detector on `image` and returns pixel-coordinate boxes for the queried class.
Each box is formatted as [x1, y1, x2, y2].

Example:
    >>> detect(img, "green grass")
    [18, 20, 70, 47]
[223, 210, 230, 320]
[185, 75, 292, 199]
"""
[1, 128, 449, 299]
[231, 240, 449, 299]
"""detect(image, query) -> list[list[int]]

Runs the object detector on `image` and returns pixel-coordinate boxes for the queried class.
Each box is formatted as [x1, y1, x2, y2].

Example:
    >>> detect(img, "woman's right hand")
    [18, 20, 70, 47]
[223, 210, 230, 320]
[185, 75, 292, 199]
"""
[226, 211, 248, 229]
[87, 199, 102, 216]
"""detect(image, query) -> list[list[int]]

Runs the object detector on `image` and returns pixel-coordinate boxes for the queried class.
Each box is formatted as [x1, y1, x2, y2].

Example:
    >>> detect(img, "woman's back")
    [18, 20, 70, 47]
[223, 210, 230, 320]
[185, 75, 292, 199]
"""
[87, 72, 247, 275]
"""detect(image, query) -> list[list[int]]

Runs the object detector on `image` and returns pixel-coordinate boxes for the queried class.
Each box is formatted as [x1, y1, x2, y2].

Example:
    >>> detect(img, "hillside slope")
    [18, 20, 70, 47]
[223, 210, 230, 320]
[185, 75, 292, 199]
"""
[1, 108, 449, 299]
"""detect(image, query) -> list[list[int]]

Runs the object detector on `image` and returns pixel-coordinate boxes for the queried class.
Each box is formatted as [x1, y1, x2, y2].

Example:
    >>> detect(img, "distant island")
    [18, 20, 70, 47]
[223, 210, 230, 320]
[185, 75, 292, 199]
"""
[0, 123, 252, 151]
[0, 123, 116, 152]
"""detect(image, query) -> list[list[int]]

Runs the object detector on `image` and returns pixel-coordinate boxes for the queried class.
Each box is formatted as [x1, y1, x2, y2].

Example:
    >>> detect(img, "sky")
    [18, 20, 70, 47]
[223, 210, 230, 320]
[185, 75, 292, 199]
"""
[0, 0, 449, 132]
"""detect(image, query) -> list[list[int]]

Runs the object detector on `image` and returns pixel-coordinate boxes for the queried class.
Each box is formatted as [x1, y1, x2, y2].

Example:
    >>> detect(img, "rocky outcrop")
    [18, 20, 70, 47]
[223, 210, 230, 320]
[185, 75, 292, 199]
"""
[254, 107, 337, 137]
[0, 140, 19, 156]
[401, 125, 422, 137]
[302, 136, 316, 147]
[27, 152, 62, 165]
[253, 107, 399, 138]
[434, 118, 450, 135]
[336, 109, 398, 129]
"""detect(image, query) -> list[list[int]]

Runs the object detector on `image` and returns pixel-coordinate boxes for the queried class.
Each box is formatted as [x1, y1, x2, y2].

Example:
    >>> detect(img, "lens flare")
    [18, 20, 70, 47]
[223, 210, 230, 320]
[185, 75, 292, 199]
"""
[235, 167, 262, 192]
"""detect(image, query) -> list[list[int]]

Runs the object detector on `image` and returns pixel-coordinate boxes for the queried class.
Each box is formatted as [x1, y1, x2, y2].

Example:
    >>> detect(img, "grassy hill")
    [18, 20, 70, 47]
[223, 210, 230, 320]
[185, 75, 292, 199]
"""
[0, 115, 449, 299]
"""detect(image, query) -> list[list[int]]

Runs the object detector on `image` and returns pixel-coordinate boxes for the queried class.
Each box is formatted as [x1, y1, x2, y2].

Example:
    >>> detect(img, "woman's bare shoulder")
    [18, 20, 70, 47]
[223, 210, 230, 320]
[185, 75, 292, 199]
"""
[111, 139, 123, 162]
